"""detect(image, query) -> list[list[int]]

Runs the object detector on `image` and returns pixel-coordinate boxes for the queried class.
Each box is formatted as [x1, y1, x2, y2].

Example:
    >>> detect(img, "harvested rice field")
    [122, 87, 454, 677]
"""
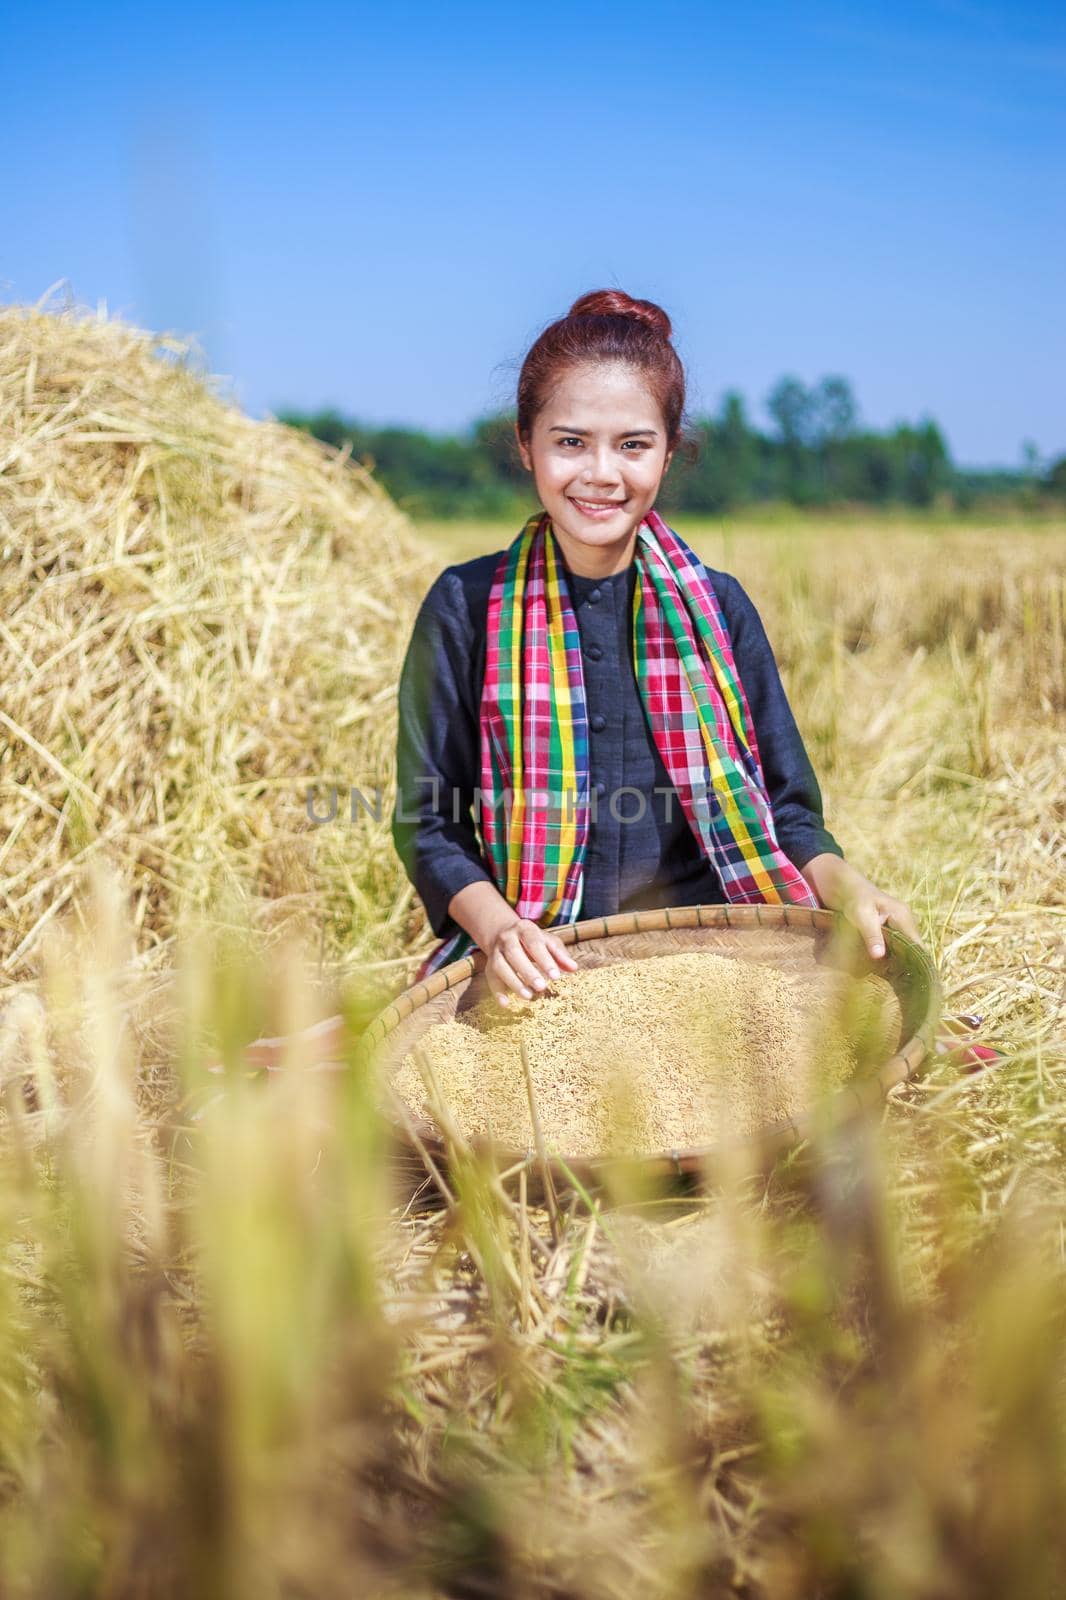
[393, 952, 897, 1154]
[0, 299, 1064, 1598]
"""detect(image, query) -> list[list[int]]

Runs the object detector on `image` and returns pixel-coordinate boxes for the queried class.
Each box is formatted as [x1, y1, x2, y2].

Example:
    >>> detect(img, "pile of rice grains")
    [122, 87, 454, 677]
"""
[391, 951, 902, 1157]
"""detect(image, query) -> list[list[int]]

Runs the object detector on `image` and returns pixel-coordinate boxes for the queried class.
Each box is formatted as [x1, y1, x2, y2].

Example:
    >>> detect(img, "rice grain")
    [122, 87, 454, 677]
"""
[392, 951, 899, 1156]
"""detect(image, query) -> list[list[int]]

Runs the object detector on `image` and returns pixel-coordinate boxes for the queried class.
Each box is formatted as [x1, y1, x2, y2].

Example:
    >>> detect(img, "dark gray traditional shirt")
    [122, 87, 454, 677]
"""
[392, 547, 844, 944]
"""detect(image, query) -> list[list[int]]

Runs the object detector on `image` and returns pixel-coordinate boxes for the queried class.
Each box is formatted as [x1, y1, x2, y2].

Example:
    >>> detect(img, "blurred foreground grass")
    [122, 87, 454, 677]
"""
[0, 511, 1063, 1597]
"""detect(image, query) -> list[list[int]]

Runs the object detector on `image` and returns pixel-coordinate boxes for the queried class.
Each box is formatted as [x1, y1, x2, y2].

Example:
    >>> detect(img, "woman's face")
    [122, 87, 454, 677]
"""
[514, 361, 674, 578]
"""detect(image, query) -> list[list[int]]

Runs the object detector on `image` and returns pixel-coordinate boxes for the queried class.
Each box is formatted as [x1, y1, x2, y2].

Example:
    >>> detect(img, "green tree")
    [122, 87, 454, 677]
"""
[811, 376, 859, 442]
[717, 390, 759, 506]
[1045, 455, 1066, 499]
[766, 376, 815, 503]
[277, 383, 986, 518]
[895, 420, 950, 507]
[277, 408, 374, 461]
[471, 412, 528, 493]
[810, 376, 859, 500]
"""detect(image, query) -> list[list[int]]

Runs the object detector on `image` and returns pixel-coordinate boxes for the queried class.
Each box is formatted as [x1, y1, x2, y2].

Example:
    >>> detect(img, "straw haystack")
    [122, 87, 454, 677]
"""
[0, 295, 433, 991]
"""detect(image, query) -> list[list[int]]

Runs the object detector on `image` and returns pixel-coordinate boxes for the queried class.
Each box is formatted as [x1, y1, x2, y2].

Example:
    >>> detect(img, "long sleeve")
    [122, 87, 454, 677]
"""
[391, 570, 496, 941]
[714, 573, 845, 869]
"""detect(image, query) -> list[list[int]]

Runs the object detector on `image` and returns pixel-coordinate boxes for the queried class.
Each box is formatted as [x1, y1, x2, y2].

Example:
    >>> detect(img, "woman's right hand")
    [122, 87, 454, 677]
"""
[445, 883, 581, 1008]
[484, 916, 579, 1007]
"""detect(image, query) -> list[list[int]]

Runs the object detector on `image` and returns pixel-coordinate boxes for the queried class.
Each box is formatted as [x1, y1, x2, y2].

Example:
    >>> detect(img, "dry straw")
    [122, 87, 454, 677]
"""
[0, 291, 432, 1010]
[1, 294, 1065, 1597]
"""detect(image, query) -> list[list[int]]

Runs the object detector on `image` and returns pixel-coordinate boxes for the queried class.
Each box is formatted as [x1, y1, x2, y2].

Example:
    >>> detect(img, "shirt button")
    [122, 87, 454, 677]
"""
[590, 713, 607, 732]
[585, 642, 603, 662]
[587, 588, 602, 605]
[594, 780, 607, 798]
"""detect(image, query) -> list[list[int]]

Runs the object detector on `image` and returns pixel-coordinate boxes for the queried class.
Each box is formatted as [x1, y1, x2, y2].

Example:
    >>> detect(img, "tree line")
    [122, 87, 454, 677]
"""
[279, 375, 1064, 519]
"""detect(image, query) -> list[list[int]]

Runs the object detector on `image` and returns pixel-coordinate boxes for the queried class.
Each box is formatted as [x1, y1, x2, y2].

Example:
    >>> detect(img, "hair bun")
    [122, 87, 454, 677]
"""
[567, 288, 672, 341]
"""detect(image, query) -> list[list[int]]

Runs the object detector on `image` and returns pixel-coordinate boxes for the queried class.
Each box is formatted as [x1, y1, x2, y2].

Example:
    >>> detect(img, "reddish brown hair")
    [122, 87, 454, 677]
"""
[515, 288, 687, 450]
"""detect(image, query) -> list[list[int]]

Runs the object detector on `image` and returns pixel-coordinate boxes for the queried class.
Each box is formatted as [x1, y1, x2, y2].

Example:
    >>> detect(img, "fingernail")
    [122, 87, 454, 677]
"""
[547, 966, 559, 979]
[521, 987, 533, 999]
[533, 975, 546, 989]
[498, 994, 510, 1008]
[872, 942, 885, 957]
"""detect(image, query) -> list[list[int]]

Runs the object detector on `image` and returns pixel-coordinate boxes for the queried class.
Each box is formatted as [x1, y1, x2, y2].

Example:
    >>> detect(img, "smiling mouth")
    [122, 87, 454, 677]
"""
[569, 496, 626, 512]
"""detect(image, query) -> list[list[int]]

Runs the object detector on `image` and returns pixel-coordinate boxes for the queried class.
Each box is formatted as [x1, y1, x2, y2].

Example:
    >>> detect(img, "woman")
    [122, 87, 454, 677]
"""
[392, 288, 921, 1007]
[236, 291, 998, 1071]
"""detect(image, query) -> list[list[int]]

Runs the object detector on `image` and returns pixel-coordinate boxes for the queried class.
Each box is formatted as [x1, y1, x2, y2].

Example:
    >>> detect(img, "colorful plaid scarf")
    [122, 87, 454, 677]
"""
[414, 507, 818, 979]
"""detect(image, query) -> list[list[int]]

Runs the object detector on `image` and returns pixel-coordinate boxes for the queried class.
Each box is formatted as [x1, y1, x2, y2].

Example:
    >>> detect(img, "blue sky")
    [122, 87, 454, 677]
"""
[2, 0, 1063, 467]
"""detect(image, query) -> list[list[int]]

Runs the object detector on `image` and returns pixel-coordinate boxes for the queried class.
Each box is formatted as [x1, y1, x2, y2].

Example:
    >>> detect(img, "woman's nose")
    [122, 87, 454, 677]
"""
[583, 448, 620, 484]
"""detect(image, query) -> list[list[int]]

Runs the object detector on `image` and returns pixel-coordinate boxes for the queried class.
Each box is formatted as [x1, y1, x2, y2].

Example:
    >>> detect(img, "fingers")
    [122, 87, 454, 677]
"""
[507, 926, 554, 992]
[488, 921, 578, 1007]
[546, 933, 580, 971]
[486, 930, 543, 1005]
[854, 901, 889, 960]
[838, 886, 891, 961]
[875, 894, 925, 949]
[485, 962, 518, 1006]
[524, 926, 581, 982]
[847, 893, 924, 960]
[889, 904, 925, 946]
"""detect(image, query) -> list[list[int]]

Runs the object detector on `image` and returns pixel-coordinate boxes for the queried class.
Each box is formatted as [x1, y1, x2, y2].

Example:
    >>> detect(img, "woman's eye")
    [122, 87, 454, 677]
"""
[559, 438, 647, 450]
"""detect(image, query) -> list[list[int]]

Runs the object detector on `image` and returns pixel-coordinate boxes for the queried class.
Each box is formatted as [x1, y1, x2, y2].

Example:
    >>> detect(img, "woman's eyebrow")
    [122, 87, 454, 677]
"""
[548, 425, 659, 437]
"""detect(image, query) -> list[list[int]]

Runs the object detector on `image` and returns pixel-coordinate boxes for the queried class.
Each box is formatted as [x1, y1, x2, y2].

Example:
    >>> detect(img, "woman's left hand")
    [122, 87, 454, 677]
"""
[799, 853, 924, 961]
[800, 855, 1006, 1075]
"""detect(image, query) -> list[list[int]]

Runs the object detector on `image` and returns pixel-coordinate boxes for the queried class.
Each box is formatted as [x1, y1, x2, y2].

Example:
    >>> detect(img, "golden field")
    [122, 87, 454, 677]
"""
[1, 305, 1064, 1597]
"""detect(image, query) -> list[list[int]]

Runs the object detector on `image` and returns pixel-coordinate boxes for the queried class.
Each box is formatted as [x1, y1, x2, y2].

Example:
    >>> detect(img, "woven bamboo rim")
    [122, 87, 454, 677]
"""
[358, 904, 942, 1195]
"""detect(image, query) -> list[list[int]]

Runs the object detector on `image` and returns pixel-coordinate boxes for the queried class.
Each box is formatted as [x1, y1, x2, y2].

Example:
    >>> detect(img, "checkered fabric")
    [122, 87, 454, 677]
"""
[415, 508, 818, 979]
